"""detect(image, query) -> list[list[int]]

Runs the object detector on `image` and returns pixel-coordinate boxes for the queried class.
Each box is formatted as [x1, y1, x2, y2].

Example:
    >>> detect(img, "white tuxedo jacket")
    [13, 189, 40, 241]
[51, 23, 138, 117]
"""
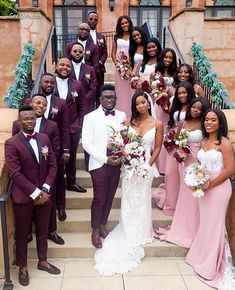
[82, 106, 126, 171]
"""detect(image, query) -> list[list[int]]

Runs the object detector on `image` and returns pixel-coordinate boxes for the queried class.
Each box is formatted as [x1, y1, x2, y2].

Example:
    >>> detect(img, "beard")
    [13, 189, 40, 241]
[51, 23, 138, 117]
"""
[71, 56, 83, 63]
[56, 70, 70, 79]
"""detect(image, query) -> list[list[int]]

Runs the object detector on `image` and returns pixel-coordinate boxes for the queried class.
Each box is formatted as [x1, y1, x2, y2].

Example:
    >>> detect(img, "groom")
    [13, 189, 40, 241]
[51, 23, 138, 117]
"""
[82, 84, 126, 248]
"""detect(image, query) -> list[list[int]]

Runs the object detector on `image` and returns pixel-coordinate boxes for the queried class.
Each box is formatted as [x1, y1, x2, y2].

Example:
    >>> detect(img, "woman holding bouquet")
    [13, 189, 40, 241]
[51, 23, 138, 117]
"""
[111, 16, 133, 117]
[95, 90, 163, 276]
[154, 81, 196, 214]
[155, 97, 211, 248]
[186, 109, 234, 288]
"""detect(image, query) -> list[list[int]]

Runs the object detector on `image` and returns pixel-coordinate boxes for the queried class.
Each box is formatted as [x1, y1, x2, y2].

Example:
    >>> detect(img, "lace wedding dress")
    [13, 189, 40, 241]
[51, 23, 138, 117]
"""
[94, 126, 159, 276]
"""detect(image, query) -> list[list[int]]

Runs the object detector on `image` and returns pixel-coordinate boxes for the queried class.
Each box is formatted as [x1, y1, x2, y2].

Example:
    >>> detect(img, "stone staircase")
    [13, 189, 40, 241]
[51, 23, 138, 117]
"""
[28, 61, 188, 259]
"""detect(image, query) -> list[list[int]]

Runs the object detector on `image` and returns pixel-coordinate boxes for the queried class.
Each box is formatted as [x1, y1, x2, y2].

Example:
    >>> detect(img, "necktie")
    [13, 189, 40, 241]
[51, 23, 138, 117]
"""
[26, 134, 37, 141]
[104, 110, 115, 116]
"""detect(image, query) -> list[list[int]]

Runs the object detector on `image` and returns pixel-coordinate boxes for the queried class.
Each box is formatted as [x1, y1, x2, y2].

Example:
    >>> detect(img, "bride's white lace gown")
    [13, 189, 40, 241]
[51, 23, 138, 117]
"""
[94, 126, 159, 276]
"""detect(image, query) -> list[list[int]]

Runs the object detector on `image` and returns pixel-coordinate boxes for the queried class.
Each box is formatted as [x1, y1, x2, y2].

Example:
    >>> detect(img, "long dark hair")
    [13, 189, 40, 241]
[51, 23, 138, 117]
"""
[168, 81, 196, 128]
[185, 96, 211, 121]
[130, 90, 151, 126]
[129, 27, 147, 68]
[201, 109, 228, 144]
[173, 63, 195, 87]
[155, 48, 177, 76]
[141, 38, 162, 73]
[114, 16, 133, 42]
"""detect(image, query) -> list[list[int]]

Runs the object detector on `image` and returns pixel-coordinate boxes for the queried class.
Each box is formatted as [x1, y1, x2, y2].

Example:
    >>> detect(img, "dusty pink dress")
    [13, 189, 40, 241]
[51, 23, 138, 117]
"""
[115, 38, 133, 118]
[155, 129, 202, 248]
[186, 148, 232, 288]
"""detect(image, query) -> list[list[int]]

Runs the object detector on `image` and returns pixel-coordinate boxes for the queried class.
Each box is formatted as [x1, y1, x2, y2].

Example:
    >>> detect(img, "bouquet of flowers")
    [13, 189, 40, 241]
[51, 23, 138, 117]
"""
[173, 128, 191, 163]
[107, 126, 150, 179]
[163, 126, 177, 153]
[150, 72, 169, 110]
[116, 51, 132, 80]
[129, 74, 151, 93]
[184, 162, 210, 198]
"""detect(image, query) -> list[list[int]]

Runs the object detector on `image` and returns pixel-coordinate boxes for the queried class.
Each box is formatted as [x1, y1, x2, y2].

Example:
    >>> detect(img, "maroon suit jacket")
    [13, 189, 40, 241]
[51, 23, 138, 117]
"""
[5, 132, 57, 204]
[12, 117, 60, 157]
[65, 38, 99, 70]
[88, 32, 108, 73]
[70, 62, 97, 113]
[54, 78, 87, 134]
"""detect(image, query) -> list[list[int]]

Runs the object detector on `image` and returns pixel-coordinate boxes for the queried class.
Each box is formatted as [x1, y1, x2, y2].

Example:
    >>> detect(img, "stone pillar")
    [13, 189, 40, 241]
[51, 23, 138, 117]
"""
[171, 0, 186, 16]
[224, 109, 235, 266]
[0, 108, 18, 278]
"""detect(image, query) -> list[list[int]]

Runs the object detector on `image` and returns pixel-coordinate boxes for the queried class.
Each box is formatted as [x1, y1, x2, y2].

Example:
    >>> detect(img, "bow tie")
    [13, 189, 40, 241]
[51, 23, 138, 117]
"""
[26, 134, 37, 141]
[104, 110, 115, 116]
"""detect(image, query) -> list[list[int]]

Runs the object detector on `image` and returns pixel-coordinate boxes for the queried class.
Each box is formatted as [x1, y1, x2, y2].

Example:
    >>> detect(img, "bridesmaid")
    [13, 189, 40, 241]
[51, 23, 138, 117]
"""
[153, 48, 177, 174]
[153, 81, 196, 215]
[111, 16, 133, 117]
[186, 109, 234, 288]
[155, 97, 211, 248]
[129, 27, 147, 72]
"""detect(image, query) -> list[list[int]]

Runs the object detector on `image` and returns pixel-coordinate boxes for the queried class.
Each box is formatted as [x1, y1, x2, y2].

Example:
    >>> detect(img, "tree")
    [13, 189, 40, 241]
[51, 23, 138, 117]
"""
[0, 0, 17, 16]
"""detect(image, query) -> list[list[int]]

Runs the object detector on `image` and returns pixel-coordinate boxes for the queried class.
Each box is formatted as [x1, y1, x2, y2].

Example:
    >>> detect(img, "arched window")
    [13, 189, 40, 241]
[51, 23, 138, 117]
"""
[140, 0, 161, 4]
[63, 0, 86, 4]
[205, 0, 235, 16]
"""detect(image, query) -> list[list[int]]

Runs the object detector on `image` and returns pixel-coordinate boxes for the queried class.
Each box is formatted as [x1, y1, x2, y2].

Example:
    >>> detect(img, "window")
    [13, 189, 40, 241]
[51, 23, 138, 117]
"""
[205, 0, 235, 17]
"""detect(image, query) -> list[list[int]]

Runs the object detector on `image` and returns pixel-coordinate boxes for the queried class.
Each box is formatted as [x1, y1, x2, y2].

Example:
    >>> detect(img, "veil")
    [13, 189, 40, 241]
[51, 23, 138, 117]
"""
[145, 92, 157, 119]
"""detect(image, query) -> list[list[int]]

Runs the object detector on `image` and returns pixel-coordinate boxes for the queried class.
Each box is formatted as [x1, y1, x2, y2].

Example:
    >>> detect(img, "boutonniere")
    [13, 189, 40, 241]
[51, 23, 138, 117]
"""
[71, 91, 78, 102]
[85, 50, 91, 59]
[41, 146, 48, 160]
[85, 73, 91, 84]
[51, 107, 58, 119]
[98, 38, 105, 46]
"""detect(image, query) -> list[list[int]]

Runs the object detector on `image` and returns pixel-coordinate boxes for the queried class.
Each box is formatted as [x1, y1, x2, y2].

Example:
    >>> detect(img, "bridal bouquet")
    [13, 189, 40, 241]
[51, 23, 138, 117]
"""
[107, 126, 150, 179]
[129, 74, 151, 93]
[184, 162, 210, 198]
[150, 72, 169, 110]
[173, 128, 191, 163]
[116, 51, 132, 80]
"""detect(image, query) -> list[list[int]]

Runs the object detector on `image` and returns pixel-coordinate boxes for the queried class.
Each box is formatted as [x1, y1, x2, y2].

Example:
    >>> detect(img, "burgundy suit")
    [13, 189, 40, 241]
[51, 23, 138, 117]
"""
[70, 62, 97, 113]
[5, 132, 57, 267]
[54, 77, 87, 193]
[66, 38, 99, 70]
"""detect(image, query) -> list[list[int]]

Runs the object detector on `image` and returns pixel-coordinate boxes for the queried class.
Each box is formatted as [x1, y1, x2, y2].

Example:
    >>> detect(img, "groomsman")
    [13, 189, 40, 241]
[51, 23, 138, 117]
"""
[69, 42, 97, 113]
[5, 105, 60, 287]
[82, 84, 126, 248]
[87, 11, 108, 107]
[54, 57, 87, 194]
[66, 23, 99, 71]
[40, 73, 71, 222]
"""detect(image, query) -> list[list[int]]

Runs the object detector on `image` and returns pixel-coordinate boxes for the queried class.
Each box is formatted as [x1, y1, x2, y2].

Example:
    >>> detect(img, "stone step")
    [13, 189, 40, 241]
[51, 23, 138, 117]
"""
[65, 188, 159, 209]
[76, 153, 86, 170]
[76, 169, 164, 188]
[57, 207, 171, 233]
[28, 232, 188, 259]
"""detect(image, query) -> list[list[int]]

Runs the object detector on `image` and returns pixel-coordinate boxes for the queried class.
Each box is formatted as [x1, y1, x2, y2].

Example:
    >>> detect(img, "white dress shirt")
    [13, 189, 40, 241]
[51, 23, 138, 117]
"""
[56, 77, 68, 100]
[34, 117, 42, 133]
[90, 29, 97, 44]
[72, 61, 82, 80]
[44, 94, 52, 119]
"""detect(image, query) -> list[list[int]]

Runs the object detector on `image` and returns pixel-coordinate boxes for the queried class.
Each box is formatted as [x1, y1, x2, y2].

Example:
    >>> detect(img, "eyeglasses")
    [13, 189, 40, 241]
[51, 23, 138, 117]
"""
[89, 18, 98, 22]
[72, 50, 83, 53]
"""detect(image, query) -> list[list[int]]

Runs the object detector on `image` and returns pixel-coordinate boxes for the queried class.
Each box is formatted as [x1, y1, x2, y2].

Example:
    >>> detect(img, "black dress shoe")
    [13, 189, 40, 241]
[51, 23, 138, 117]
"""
[18, 268, 29, 286]
[58, 209, 67, 221]
[38, 262, 61, 274]
[48, 232, 65, 245]
[67, 184, 87, 193]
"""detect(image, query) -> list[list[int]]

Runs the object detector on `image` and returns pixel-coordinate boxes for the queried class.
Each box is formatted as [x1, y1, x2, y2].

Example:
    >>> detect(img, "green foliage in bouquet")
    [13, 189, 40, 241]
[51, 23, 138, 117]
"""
[191, 42, 235, 109]
[4, 43, 36, 108]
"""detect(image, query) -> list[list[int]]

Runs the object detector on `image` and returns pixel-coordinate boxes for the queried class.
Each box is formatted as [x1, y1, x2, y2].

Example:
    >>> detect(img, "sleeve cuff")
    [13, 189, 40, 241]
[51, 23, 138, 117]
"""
[30, 188, 41, 200]
[42, 183, 50, 192]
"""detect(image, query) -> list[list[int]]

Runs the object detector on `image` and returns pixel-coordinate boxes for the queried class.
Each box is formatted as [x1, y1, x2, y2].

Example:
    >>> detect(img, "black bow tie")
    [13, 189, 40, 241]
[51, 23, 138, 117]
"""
[104, 110, 115, 116]
[26, 134, 37, 141]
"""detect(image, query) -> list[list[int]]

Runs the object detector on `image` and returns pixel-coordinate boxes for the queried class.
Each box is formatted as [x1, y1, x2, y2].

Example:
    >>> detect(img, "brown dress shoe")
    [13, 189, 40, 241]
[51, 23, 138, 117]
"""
[58, 209, 67, 221]
[18, 268, 29, 286]
[91, 230, 102, 248]
[37, 262, 61, 274]
[99, 225, 109, 239]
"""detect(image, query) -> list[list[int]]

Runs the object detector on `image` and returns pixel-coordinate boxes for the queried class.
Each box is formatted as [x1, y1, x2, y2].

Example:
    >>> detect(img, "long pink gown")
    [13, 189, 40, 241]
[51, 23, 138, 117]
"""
[186, 148, 232, 288]
[155, 129, 202, 248]
[153, 110, 186, 216]
[115, 38, 133, 118]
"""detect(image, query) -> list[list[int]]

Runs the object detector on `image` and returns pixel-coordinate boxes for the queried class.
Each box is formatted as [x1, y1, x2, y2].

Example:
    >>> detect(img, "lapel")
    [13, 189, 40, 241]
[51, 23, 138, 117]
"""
[39, 117, 46, 133]
[36, 137, 42, 164]
[19, 132, 39, 164]
[79, 63, 85, 80]
[54, 81, 59, 97]
[96, 106, 108, 144]
[71, 63, 77, 80]
[67, 79, 72, 100]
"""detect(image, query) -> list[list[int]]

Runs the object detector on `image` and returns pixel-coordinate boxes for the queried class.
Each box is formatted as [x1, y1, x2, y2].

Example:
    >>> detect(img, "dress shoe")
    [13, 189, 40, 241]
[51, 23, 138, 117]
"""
[99, 225, 109, 239]
[48, 232, 65, 245]
[27, 234, 33, 243]
[18, 268, 29, 286]
[67, 184, 87, 193]
[58, 209, 67, 221]
[91, 230, 102, 248]
[37, 262, 61, 274]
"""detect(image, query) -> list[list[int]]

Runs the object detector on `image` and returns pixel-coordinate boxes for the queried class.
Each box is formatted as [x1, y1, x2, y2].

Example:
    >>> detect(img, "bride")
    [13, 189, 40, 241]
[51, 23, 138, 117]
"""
[94, 90, 163, 275]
